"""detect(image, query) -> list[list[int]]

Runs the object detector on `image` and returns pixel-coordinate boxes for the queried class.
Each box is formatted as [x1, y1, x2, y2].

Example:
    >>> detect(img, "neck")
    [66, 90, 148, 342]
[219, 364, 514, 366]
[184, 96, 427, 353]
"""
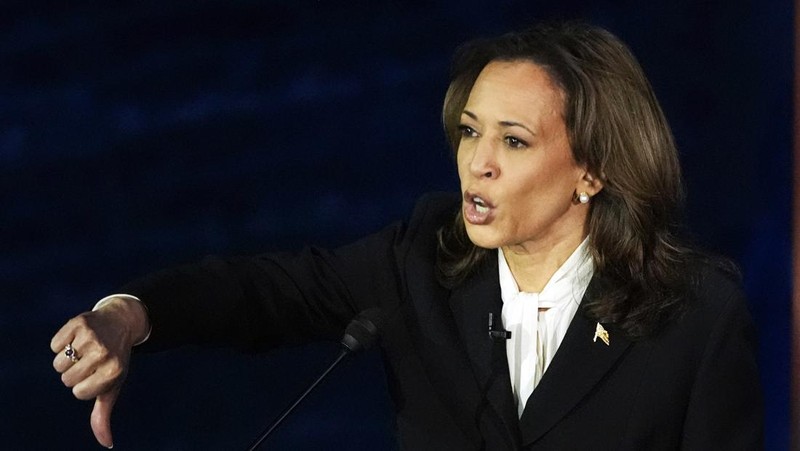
[502, 232, 587, 293]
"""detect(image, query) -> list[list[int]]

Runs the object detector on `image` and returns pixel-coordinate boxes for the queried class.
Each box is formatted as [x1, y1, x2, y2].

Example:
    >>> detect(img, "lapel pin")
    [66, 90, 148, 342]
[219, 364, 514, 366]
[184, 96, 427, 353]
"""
[593, 322, 610, 346]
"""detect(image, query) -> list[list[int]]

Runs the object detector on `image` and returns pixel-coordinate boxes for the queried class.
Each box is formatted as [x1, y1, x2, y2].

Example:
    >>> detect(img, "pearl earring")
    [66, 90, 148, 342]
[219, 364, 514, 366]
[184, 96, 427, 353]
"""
[578, 192, 590, 204]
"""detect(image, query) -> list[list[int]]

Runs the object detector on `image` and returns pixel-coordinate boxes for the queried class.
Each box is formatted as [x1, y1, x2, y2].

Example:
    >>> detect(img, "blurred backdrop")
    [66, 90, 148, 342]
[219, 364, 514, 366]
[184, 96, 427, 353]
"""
[1, 1, 792, 449]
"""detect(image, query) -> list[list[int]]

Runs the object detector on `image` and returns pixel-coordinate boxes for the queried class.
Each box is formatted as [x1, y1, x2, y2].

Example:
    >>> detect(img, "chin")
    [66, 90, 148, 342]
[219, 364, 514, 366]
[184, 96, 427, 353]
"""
[464, 224, 502, 250]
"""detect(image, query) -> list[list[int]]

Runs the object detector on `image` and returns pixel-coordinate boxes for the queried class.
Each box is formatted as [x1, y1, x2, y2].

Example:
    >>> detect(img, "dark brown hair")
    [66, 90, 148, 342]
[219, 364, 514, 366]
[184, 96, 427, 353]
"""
[436, 22, 701, 339]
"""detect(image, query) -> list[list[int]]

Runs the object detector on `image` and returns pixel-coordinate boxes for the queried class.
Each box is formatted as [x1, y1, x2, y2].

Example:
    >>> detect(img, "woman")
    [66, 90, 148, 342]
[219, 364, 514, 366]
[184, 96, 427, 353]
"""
[51, 22, 762, 450]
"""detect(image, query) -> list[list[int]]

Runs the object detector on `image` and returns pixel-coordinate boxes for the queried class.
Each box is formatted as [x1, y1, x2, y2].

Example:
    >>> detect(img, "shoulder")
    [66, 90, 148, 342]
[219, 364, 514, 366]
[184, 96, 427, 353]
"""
[669, 260, 762, 447]
[665, 258, 755, 348]
[687, 259, 747, 317]
[328, 192, 459, 270]
[399, 192, 461, 248]
[407, 192, 461, 231]
[393, 192, 461, 277]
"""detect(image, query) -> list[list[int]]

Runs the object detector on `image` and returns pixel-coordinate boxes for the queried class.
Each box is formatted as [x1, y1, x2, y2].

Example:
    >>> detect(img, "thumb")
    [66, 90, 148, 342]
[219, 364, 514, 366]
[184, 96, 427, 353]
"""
[90, 388, 119, 449]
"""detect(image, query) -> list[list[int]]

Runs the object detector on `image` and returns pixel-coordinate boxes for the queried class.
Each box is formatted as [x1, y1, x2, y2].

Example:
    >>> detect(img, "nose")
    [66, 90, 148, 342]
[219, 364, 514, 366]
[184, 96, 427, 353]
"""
[468, 138, 500, 180]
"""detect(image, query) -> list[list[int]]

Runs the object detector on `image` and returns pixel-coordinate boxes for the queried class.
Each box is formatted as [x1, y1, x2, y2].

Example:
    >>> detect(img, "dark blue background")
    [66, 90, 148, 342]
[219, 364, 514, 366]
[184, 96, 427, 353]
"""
[2, 1, 792, 449]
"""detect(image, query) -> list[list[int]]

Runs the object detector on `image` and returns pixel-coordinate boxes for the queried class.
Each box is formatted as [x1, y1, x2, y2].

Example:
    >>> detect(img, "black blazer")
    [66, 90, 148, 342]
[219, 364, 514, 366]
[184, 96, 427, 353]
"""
[128, 193, 762, 450]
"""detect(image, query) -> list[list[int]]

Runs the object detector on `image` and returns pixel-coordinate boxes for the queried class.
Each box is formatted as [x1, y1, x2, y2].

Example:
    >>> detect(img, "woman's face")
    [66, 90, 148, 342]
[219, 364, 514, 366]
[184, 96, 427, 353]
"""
[457, 60, 596, 253]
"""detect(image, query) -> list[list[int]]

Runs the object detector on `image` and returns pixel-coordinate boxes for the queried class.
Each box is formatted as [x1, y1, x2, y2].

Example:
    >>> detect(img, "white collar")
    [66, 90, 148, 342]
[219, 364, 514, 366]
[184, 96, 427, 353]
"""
[498, 237, 594, 306]
[497, 236, 595, 417]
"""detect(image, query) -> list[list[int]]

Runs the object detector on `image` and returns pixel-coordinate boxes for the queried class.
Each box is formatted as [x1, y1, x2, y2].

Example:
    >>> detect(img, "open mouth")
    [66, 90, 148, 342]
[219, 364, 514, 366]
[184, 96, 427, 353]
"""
[463, 191, 495, 225]
[473, 195, 490, 214]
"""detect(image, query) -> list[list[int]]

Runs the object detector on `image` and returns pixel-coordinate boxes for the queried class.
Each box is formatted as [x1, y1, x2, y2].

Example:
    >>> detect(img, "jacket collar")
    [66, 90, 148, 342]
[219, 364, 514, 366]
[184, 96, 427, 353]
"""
[518, 283, 631, 445]
[448, 260, 631, 448]
[447, 255, 521, 449]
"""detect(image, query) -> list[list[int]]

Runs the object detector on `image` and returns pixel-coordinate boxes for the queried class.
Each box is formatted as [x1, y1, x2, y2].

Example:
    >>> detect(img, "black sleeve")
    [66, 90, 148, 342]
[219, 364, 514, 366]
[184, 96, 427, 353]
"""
[125, 192, 458, 353]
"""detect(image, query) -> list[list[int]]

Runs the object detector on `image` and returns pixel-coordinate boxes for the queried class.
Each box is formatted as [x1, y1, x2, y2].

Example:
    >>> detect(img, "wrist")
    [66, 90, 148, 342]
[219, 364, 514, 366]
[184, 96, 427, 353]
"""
[94, 294, 152, 345]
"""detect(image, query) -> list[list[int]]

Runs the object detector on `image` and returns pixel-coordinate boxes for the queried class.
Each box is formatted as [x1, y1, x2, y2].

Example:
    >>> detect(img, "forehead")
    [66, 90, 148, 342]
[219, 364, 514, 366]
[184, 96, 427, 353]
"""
[465, 60, 565, 119]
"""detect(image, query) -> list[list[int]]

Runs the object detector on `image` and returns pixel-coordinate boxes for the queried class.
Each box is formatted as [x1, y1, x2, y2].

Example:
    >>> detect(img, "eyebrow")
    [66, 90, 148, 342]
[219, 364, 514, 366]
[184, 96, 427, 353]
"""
[462, 110, 536, 136]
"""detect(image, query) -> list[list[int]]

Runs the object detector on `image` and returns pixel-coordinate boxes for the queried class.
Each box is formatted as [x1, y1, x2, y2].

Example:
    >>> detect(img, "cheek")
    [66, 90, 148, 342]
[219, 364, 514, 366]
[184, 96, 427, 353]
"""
[503, 168, 571, 216]
[520, 155, 581, 197]
[455, 149, 469, 181]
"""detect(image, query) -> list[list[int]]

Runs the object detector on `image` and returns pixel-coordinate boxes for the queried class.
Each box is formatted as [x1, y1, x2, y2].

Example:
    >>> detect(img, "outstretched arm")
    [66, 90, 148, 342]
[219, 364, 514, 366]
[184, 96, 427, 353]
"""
[50, 296, 150, 448]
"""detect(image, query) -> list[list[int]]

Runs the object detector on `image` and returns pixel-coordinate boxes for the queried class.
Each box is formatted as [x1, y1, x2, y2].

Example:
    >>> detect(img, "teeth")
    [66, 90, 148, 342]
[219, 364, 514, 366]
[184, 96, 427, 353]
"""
[471, 195, 490, 214]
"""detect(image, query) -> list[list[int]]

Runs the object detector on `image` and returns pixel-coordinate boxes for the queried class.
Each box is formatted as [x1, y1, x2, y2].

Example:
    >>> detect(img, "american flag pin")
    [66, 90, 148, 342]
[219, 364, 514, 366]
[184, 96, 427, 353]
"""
[593, 322, 610, 346]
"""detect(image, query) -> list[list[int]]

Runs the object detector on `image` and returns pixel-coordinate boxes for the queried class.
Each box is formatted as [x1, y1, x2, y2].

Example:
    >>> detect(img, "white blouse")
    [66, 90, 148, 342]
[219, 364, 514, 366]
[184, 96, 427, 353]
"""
[498, 238, 594, 417]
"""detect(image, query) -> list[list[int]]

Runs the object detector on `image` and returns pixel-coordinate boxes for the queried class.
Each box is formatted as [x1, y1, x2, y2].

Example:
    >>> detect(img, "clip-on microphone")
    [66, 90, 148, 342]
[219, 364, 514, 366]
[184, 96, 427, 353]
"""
[488, 312, 511, 341]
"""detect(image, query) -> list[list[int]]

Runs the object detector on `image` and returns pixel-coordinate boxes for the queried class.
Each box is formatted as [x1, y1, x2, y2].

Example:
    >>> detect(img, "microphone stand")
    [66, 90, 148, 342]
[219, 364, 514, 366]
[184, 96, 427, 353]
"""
[246, 308, 382, 451]
[246, 348, 350, 451]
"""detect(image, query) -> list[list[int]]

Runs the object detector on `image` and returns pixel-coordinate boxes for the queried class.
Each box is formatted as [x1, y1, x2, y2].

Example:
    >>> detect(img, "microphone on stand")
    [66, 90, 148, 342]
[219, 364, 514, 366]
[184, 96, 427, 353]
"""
[246, 308, 383, 451]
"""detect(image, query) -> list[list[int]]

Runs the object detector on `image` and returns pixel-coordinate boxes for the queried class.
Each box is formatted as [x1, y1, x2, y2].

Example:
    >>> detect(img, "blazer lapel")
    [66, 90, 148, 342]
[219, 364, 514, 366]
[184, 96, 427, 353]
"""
[518, 277, 632, 446]
[448, 256, 520, 448]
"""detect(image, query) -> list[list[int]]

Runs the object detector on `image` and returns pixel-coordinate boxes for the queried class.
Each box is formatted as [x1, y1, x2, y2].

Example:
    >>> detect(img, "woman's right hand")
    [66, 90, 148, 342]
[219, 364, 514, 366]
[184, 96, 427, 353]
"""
[50, 297, 150, 449]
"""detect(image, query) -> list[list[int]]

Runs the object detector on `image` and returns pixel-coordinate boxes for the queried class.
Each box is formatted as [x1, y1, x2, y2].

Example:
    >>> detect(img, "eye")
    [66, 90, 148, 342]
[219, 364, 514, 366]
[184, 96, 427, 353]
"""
[457, 124, 479, 138]
[504, 135, 528, 149]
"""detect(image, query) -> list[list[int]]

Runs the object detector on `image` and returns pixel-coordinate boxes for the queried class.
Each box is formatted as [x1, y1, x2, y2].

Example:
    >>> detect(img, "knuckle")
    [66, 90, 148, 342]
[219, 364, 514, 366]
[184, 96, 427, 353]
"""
[49, 336, 61, 353]
[104, 361, 125, 381]
[70, 315, 89, 330]
[83, 329, 100, 346]
[95, 342, 110, 357]
[89, 347, 110, 366]
[61, 373, 75, 388]
[72, 385, 92, 401]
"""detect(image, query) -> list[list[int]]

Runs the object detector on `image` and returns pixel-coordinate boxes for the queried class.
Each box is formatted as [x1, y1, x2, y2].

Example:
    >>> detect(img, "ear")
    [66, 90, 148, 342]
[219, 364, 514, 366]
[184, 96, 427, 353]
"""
[577, 169, 604, 196]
